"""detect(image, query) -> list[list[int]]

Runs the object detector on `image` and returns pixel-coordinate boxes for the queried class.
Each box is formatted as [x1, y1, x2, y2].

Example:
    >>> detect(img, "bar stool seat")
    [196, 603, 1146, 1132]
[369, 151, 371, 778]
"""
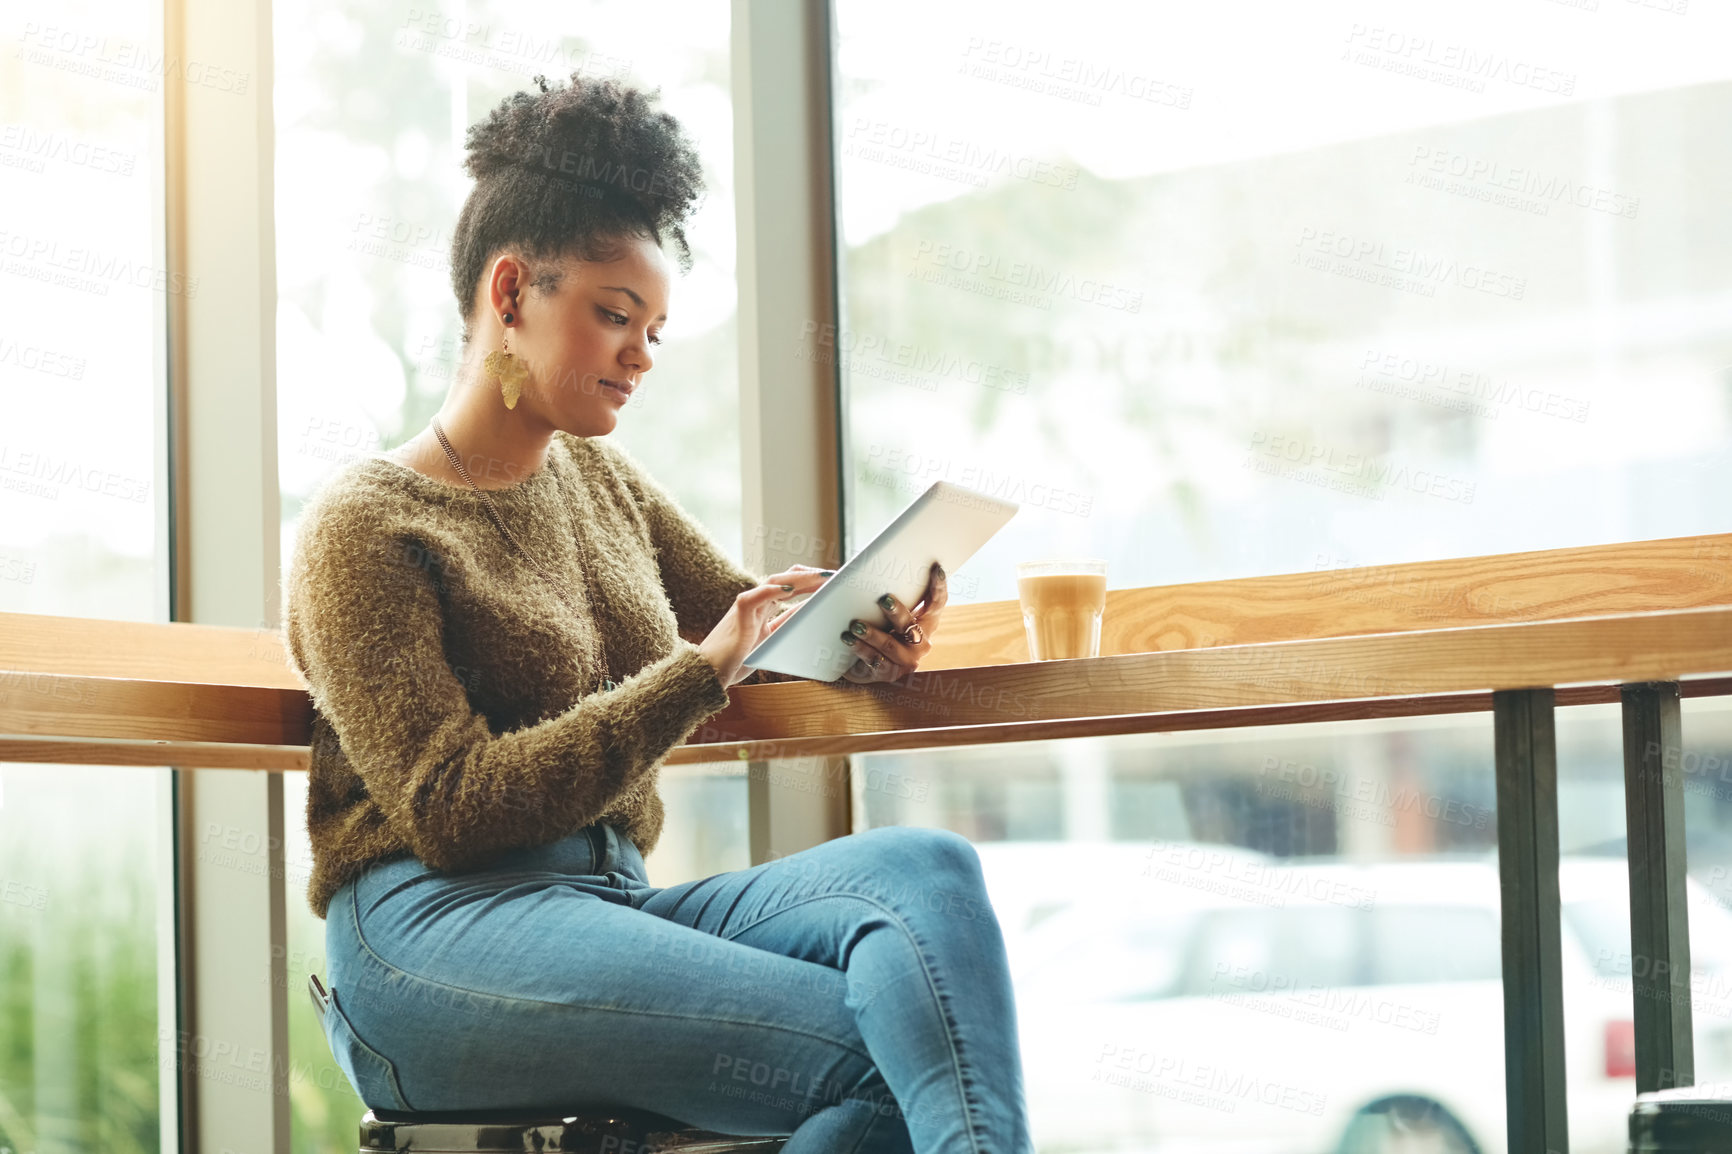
[311, 975, 790, 1153]
[359, 1104, 789, 1153]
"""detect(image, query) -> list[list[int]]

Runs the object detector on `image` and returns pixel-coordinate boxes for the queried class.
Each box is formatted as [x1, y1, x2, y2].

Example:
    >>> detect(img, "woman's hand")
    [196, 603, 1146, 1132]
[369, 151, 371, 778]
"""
[699, 565, 832, 688]
[841, 562, 948, 684]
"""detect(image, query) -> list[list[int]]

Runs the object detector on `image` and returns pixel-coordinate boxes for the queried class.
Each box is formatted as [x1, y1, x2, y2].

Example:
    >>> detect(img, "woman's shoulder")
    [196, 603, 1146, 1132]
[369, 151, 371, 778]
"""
[281, 459, 439, 676]
[288, 455, 441, 575]
[297, 453, 403, 522]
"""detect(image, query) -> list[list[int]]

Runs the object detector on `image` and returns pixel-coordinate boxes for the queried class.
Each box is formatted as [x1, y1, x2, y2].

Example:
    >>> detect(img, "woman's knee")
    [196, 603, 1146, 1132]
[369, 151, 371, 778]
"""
[864, 825, 984, 886]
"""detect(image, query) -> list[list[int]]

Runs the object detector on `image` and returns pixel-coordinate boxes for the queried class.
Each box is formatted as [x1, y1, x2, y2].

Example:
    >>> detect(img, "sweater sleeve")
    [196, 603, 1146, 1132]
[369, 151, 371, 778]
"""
[600, 441, 760, 637]
[284, 507, 733, 874]
[595, 439, 808, 683]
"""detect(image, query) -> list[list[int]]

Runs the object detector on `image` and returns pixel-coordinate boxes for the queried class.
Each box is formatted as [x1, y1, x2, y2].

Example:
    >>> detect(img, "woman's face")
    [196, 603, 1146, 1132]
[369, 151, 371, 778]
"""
[501, 232, 672, 438]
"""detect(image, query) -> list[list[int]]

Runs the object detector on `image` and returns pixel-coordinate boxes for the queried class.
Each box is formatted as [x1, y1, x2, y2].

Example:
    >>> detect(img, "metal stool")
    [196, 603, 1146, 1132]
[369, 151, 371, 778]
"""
[358, 1105, 789, 1153]
[311, 976, 791, 1154]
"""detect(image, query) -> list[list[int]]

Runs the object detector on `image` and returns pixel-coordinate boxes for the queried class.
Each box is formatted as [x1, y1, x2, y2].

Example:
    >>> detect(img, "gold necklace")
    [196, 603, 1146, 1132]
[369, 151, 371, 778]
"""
[429, 418, 615, 694]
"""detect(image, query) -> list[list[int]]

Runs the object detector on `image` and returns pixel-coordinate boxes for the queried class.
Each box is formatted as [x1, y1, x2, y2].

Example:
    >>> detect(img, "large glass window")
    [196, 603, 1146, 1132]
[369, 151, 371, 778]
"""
[0, 0, 173, 1149]
[834, 0, 1732, 595]
[835, 2, 1732, 1149]
[273, 2, 744, 1145]
[862, 717, 1511, 1150]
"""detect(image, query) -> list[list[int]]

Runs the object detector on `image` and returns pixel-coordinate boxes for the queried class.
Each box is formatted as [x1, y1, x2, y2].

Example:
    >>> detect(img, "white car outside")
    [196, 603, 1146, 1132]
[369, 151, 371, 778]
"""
[977, 848, 1732, 1154]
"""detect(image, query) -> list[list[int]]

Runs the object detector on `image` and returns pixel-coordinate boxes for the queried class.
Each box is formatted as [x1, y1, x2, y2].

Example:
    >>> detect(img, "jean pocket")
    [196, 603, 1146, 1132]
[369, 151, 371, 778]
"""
[587, 822, 609, 873]
[322, 986, 413, 1112]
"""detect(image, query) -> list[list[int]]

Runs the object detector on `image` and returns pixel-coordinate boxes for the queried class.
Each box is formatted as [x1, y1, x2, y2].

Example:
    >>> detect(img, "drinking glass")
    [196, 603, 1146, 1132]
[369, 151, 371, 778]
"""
[1015, 559, 1108, 661]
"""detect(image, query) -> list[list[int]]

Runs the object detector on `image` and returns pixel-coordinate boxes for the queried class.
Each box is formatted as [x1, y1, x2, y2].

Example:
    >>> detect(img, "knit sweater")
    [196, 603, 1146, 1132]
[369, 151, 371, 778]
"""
[283, 431, 784, 919]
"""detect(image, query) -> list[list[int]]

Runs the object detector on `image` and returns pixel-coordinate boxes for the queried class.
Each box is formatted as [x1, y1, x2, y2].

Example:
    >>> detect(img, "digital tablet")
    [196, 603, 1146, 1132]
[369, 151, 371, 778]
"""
[743, 481, 1020, 682]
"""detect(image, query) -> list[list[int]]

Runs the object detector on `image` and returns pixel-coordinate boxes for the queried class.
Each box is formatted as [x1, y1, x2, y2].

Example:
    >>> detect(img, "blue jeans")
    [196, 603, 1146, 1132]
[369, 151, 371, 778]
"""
[322, 822, 1033, 1154]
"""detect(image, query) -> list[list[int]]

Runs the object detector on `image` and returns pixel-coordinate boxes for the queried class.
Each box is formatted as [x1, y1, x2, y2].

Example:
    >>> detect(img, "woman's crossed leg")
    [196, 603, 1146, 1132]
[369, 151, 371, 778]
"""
[332, 824, 1030, 1154]
[637, 824, 1032, 1154]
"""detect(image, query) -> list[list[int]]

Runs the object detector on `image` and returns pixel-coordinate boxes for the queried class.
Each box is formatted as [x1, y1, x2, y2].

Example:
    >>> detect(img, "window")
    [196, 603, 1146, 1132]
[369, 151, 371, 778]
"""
[838, 3, 1732, 1146]
[0, 0, 173, 1149]
[834, 0, 1732, 597]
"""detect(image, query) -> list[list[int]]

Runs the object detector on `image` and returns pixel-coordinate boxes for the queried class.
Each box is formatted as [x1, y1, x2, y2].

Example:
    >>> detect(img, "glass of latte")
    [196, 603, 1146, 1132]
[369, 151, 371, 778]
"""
[1015, 559, 1107, 661]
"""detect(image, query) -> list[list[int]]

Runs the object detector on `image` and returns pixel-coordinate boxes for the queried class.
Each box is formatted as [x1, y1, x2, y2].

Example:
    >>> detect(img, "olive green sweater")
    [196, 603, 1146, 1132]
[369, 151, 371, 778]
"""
[283, 431, 781, 919]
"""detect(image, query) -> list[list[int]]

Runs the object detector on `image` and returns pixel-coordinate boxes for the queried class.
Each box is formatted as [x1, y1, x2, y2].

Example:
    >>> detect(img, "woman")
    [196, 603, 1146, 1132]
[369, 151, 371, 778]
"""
[283, 72, 1034, 1153]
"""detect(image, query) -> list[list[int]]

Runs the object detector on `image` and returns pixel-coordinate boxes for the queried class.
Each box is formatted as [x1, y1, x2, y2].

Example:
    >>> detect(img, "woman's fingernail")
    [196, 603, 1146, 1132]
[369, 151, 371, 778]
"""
[840, 632, 857, 646]
[818, 569, 835, 576]
[850, 620, 869, 636]
[781, 584, 795, 591]
[877, 594, 896, 612]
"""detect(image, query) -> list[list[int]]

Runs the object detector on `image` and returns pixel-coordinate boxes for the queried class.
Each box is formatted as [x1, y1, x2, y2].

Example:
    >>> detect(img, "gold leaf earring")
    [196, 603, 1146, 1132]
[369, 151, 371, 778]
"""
[484, 312, 530, 409]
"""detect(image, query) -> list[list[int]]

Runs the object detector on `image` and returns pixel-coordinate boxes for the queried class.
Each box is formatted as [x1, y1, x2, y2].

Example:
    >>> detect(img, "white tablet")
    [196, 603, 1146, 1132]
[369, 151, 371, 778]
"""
[743, 481, 1020, 682]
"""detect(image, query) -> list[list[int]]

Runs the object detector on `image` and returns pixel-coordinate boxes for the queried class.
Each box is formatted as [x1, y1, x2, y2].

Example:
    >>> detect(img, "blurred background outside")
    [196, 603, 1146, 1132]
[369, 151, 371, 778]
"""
[3, 0, 1730, 1150]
